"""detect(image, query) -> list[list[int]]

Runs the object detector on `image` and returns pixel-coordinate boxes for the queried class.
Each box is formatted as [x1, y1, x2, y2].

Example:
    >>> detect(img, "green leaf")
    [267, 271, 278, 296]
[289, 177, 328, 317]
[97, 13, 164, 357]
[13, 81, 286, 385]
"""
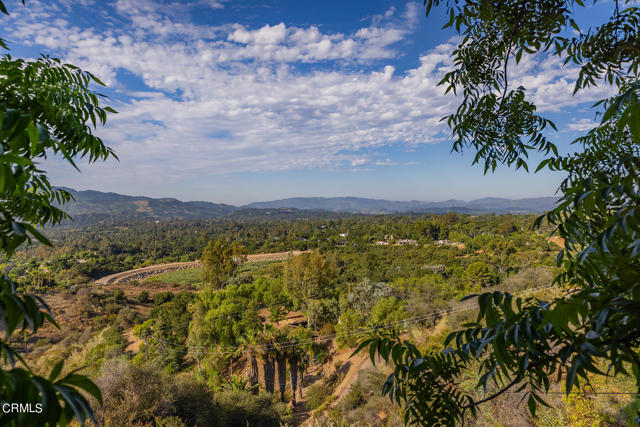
[585, 330, 599, 340]
[627, 101, 640, 140]
[527, 394, 537, 417]
[566, 358, 581, 394]
[49, 361, 63, 382]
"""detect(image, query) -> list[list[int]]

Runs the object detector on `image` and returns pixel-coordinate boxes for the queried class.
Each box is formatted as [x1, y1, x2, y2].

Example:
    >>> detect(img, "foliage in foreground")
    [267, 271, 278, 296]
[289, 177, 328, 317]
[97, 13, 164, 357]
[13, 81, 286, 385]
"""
[0, 0, 115, 424]
[358, 0, 640, 425]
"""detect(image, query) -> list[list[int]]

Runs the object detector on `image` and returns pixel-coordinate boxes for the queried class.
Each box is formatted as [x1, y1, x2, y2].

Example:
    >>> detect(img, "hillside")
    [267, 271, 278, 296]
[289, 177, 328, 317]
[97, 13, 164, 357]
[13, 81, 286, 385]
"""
[57, 187, 236, 223]
[55, 188, 556, 224]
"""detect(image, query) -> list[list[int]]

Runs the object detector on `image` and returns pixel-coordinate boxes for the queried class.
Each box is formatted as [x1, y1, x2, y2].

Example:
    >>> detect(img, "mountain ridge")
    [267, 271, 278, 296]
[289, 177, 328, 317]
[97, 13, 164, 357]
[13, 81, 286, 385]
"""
[244, 195, 556, 214]
[55, 188, 556, 223]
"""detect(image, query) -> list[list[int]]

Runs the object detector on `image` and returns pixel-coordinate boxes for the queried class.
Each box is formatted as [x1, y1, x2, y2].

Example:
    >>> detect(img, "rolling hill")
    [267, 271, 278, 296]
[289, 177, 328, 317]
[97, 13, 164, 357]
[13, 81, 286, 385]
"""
[56, 187, 236, 223]
[55, 188, 556, 224]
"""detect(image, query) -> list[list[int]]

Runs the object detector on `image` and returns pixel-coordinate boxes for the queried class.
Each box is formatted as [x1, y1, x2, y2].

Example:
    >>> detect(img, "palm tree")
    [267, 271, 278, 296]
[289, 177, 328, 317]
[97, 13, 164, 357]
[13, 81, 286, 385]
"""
[287, 347, 300, 406]
[297, 350, 310, 401]
[239, 332, 259, 394]
[289, 341, 312, 405]
[258, 325, 278, 394]
[275, 333, 288, 402]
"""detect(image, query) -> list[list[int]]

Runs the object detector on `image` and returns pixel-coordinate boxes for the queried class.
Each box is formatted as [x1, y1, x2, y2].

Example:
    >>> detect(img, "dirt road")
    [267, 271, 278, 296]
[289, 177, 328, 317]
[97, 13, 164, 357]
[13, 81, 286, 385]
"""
[94, 250, 309, 285]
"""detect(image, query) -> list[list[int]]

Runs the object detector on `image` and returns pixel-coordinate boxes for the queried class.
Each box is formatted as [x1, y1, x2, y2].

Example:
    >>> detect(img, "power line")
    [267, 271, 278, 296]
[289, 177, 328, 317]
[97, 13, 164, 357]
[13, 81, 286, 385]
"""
[16, 283, 555, 358]
[145, 283, 555, 355]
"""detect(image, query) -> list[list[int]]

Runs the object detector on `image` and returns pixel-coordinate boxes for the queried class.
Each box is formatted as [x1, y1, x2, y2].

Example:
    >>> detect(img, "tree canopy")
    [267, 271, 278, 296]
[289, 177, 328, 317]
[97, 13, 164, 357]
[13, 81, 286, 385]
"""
[283, 252, 334, 310]
[201, 240, 247, 289]
[358, 1, 640, 425]
[0, 1, 115, 424]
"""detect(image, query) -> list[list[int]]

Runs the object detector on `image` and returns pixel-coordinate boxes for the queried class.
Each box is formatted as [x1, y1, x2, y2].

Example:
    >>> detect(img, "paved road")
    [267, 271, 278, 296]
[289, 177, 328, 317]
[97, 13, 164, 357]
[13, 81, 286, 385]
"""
[94, 250, 309, 285]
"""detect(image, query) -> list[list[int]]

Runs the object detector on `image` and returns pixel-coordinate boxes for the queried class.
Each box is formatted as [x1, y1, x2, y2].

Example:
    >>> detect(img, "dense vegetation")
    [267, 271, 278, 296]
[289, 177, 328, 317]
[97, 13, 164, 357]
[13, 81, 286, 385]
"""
[3, 0, 637, 424]
[9, 212, 546, 287]
[12, 211, 635, 426]
[358, 0, 640, 425]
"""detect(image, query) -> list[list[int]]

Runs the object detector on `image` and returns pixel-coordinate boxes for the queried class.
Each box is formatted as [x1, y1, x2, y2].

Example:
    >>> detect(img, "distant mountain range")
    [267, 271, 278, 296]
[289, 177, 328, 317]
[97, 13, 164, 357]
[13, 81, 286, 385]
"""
[57, 187, 236, 223]
[245, 196, 556, 214]
[55, 188, 556, 224]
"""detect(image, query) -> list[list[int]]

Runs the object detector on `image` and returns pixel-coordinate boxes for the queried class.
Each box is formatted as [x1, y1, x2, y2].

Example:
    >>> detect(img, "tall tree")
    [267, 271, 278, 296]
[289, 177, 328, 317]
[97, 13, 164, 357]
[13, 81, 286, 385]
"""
[283, 252, 333, 310]
[276, 353, 287, 402]
[288, 350, 299, 406]
[200, 240, 247, 289]
[286, 339, 309, 406]
[240, 332, 259, 395]
[358, 0, 640, 425]
[258, 325, 278, 394]
[0, 1, 114, 425]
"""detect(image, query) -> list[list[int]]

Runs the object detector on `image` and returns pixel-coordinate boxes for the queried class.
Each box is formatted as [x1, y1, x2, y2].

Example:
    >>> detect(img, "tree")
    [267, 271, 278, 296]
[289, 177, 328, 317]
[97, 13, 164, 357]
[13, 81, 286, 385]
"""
[258, 325, 278, 394]
[305, 298, 339, 331]
[285, 339, 309, 407]
[200, 240, 247, 289]
[358, 1, 640, 425]
[288, 354, 298, 406]
[283, 252, 333, 310]
[463, 261, 497, 287]
[368, 296, 406, 327]
[0, 1, 114, 425]
[268, 304, 287, 326]
[347, 278, 393, 317]
[336, 309, 364, 349]
[275, 345, 287, 403]
[288, 328, 312, 402]
[239, 331, 259, 394]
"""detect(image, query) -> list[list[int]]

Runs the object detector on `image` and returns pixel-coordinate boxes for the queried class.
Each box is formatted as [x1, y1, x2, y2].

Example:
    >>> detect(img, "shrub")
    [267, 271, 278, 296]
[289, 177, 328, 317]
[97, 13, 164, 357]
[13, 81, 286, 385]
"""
[172, 375, 220, 426]
[154, 291, 174, 305]
[113, 288, 126, 301]
[116, 307, 141, 329]
[305, 383, 331, 411]
[318, 323, 335, 337]
[104, 302, 121, 315]
[97, 361, 220, 426]
[330, 369, 399, 426]
[77, 288, 94, 315]
[137, 290, 150, 303]
[97, 360, 174, 425]
[154, 417, 185, 427]
[216, 390, 289, 426]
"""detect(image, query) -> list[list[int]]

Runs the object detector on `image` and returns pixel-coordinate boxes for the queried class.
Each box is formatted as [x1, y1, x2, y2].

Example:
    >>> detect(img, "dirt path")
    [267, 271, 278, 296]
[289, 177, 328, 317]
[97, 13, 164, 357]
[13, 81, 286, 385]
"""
[95, 250, 310, 286]
[124, 329, 141, 353]
[327, 351, 372, 407]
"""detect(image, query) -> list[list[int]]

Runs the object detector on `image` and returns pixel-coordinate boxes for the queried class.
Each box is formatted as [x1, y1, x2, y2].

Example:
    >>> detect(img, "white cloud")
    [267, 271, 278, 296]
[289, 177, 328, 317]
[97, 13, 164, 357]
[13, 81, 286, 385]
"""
[351, 157, 370, 167]
[567, 118, 598, 131]
[509, 54, 613, 112]
[2, 0, 612, 190]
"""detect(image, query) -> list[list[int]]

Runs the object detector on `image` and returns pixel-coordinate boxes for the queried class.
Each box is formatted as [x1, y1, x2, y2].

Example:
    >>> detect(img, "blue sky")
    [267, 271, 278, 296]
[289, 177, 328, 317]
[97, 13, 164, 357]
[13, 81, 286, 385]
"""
[1, 0, 614, 204]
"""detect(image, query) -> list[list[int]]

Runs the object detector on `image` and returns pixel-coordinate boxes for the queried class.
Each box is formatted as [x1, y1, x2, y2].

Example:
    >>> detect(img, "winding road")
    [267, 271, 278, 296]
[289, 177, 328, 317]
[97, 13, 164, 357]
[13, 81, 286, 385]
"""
[94, 250, 308, 286]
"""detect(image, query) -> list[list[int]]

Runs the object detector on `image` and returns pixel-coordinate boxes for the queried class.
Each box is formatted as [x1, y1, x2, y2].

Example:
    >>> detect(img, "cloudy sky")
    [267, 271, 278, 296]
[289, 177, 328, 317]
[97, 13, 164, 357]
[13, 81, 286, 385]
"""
[1, 0, 613, 204]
